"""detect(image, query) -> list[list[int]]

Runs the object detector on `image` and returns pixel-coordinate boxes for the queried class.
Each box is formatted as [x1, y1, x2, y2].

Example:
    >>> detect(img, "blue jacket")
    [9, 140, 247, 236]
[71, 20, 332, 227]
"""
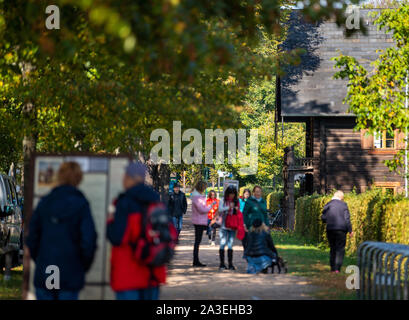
[239, 198, 247, 213]
[321, 199, 352, 233]
[26, 185, 97, 291]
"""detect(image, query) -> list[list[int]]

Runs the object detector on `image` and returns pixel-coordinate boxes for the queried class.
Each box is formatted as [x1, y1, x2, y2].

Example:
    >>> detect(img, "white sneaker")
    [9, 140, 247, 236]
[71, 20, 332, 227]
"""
[211, 241, 216, 246]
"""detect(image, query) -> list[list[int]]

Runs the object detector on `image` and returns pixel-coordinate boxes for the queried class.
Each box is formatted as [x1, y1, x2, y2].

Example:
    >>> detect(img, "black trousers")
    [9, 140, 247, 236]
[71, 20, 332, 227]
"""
[327, 230, 347, 272]
[193, 225, 207, 263]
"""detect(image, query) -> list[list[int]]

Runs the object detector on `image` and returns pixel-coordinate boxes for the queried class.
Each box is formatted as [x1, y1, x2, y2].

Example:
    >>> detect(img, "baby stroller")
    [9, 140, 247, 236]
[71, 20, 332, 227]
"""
[268, 255, 288, 274]
[268, 205, 284, 229]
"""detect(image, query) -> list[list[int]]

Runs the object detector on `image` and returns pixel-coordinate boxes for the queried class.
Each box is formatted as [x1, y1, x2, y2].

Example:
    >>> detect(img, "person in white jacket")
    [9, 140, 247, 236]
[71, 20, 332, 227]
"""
[190, 181, 213, 267]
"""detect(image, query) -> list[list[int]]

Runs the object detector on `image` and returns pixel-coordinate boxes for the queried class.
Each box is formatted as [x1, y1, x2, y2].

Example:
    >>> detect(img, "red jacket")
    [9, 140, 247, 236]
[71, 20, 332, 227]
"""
[206, 197, 219, 220]
[107, 184, 166, 292]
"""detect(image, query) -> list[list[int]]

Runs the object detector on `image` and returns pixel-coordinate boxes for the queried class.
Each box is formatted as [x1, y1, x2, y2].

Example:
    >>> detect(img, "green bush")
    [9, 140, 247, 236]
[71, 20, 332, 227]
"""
[239, 185, 253, 197]
[239, 185, 274, 197]
[266, 191, 284, 212]
[206, 186, 223, 193]
[295, 189, 409, 254]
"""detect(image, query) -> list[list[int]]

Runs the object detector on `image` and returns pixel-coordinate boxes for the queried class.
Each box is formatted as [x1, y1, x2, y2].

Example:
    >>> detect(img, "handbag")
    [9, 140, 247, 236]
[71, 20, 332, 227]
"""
[225, 211, 240, 230]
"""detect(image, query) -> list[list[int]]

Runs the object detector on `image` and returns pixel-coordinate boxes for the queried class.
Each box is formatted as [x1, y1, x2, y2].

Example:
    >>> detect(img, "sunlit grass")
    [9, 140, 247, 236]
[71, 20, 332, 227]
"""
[0, 265, 22, 300]
[273, 231, 357, 300]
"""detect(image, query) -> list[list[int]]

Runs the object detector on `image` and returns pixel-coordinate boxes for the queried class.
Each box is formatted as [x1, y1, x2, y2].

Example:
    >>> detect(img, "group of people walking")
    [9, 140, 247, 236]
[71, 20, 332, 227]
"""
[187, 182, 278, 273]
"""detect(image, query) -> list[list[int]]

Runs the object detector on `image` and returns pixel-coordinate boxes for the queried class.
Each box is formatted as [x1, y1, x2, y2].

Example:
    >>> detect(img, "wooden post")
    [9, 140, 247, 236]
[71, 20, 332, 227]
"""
[217, 175, 220, 199]
[319, 121, 326, 194]
[182, 170, 186, 193]
[287, 147, 295, 231]
[283, 146, 295, 230]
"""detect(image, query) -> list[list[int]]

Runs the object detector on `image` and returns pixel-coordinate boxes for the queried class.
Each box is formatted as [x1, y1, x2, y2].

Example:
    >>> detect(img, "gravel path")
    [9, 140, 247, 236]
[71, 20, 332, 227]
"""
[161, 201, 317, 300]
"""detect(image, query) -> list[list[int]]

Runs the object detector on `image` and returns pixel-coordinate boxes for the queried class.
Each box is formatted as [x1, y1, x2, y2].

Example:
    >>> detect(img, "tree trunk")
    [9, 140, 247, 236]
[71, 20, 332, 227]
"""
[22, 104, 36, 300]
[148, 163, 170, 203]
[135, 144, 171, 202]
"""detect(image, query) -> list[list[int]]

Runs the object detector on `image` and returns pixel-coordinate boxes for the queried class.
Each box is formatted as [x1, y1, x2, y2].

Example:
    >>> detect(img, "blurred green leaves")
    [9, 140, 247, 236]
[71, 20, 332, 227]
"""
[0, 0, 356, 172]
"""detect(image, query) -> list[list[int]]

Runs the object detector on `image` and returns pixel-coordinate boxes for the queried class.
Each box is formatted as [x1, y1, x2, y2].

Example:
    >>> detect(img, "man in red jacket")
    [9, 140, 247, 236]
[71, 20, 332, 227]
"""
[107, 162, 165, 300]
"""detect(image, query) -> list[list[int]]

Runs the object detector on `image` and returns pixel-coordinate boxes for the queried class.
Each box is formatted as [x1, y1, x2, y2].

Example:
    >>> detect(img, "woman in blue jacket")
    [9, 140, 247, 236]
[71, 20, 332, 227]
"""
[26, 162, 97, 300]
[239, 189, 251, 212]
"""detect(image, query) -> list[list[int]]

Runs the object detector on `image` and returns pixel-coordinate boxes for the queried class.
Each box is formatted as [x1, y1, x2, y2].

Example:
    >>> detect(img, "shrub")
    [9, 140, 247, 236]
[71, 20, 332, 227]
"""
[266, 191, 284, 212]
[295, 189, 409, 254]
[239, 185, 274, 197]
[239, 185, 253, 197]
[206, 186, 223, 193]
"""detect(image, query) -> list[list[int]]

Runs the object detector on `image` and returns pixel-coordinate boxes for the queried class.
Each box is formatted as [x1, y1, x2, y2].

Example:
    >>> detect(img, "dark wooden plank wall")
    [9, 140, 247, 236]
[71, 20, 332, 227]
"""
[312, 117, 404, 193]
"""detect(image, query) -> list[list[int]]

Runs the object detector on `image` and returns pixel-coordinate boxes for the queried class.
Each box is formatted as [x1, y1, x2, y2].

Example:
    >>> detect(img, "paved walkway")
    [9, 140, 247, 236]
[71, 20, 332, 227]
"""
[161, 202, 316, 300]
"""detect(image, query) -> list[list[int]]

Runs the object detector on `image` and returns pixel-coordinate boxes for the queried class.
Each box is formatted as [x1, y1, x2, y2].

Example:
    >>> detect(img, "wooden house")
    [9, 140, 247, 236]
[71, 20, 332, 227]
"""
[277, 9, 404, 228]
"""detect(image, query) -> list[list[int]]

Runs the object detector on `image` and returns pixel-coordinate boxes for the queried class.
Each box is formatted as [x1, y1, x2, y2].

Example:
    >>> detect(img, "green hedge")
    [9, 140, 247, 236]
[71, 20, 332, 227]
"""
[266, 191, 284, 212]
[295, 189, 409, 254]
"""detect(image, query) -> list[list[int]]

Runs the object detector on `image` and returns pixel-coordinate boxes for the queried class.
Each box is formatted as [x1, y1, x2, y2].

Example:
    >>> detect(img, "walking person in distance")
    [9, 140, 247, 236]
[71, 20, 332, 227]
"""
[321, 190, 353, 273]
[168, 183, 187, 243]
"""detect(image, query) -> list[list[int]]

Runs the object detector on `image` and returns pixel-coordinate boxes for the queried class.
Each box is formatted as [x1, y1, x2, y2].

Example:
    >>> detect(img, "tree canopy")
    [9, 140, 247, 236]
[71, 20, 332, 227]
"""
[0, 0, 360, 177]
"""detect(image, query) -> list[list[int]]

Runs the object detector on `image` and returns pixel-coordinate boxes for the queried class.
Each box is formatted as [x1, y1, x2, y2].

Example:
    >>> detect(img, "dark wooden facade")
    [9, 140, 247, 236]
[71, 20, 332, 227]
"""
[278, 9, 404, 196]
[309, 117, 405, 195]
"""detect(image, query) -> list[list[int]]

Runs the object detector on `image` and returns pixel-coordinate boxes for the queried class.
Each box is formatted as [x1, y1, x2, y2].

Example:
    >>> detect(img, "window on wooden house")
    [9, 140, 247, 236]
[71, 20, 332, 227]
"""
[373, 182, 400, 195]
[373, 131, 395, 149]
[361, 129, 405, 154]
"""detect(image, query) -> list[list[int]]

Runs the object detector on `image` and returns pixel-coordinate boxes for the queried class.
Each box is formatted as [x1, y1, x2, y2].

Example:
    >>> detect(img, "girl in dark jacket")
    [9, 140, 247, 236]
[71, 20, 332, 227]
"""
[243, 218, 277, 274]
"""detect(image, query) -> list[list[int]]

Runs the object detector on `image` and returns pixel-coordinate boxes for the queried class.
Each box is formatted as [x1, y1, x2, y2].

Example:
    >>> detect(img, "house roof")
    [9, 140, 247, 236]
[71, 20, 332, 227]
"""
[280, 9, 394, 118]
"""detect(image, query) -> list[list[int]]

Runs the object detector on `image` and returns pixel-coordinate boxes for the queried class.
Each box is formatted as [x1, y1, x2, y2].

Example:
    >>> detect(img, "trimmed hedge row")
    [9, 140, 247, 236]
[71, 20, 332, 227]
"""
[295, 189, 409, 254]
